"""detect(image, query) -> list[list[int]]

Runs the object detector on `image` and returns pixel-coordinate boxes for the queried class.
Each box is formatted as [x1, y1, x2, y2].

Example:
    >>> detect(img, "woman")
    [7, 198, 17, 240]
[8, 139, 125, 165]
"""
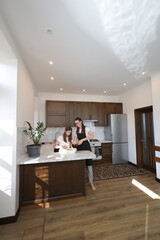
[56, 126, 72, 149]
[73, 117, 96, 191]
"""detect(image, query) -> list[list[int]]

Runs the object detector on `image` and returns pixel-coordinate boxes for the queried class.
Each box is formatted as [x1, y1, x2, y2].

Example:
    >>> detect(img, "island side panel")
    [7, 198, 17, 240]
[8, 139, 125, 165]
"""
[20, 160, 86, 206]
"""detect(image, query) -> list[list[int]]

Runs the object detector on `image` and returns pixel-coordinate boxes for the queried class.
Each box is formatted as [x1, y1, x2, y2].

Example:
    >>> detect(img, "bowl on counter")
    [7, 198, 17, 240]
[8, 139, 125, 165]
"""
[66, 148, 77, 154]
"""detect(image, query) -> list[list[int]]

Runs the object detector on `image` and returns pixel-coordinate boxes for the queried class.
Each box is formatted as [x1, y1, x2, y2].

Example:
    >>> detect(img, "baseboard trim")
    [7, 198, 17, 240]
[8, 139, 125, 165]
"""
[0, 206, 20, 225]
[156, 177, 160, 183]
[128, 161, 137, 167]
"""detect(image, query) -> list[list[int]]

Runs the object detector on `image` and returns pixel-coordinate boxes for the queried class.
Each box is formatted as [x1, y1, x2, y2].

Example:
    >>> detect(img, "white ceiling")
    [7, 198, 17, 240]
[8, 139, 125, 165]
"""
[0, 0, 160, 95]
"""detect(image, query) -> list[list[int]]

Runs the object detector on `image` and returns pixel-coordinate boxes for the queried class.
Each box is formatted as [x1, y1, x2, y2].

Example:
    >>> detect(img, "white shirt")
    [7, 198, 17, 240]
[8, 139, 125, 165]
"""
[78, 127, 90, 136]
[57, 135, 70, 148]
[74, 127, 90, 138]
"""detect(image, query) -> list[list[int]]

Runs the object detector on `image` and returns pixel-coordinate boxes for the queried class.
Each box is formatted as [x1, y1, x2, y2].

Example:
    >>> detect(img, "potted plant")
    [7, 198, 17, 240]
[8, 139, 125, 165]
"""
[23, 121, 48, 157]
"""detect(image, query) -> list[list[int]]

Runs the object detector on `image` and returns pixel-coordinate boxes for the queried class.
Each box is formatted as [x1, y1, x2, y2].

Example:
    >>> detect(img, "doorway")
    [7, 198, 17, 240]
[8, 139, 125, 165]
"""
[135, 106, 155, 172]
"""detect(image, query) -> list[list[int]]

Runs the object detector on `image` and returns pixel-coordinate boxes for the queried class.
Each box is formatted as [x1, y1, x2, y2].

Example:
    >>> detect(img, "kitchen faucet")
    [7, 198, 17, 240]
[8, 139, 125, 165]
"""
[55, 131, 61, 140]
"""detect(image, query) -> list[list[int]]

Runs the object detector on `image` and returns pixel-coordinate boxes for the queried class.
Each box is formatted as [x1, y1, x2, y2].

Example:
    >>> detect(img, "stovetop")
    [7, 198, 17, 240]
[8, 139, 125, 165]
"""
[90, 139, 99, 142]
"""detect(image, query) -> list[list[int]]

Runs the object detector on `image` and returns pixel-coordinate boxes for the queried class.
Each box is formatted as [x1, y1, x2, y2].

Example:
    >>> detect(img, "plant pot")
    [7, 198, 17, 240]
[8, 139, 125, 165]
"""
[26, 145, 41, 158]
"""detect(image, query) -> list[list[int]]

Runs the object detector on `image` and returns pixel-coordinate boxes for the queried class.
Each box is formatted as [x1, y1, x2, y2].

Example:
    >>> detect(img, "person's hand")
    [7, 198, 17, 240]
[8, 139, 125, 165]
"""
[72, 140, 77, 145]
[53, 140, 59, 148]
[78, 139, 83, 145]
[62, 145, 67, 149]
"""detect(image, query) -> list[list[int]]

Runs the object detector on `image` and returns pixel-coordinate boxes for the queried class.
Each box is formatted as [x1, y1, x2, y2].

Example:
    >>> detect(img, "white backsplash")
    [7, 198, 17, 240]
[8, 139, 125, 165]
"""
[17, 124, 111, 160]
[40, 126, 111, 142]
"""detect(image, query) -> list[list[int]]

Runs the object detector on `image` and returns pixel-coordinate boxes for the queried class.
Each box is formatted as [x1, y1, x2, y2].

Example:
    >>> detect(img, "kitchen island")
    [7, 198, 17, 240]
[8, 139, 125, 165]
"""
[18, 144, 95, 206]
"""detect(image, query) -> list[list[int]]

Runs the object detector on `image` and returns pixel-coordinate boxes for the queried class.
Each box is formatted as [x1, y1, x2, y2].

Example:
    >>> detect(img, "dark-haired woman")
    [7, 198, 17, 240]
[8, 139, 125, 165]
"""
[57, 126, 72, 149]
[73, 117, 96, 191]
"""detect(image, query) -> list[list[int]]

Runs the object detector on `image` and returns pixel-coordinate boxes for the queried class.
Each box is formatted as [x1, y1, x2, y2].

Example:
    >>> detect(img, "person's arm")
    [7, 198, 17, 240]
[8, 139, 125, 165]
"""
[72, 134, 78, 145]
[57, 135, 68, 149]
[78, 128, 94, 145]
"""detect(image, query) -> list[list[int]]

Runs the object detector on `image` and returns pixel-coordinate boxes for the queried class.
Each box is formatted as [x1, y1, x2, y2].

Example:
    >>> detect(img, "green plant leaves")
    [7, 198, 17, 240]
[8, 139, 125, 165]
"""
[23, 121, 48, 145]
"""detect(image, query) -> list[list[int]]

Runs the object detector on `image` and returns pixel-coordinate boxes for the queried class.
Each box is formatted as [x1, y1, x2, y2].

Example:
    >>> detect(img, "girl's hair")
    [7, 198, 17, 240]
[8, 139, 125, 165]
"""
[63, 126, 72, 143]
[75, 117, 85, 134]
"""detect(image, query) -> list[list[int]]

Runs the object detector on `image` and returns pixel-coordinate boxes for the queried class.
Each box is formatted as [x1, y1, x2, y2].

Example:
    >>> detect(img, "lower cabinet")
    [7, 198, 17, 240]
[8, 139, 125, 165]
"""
[102, 143, 112, 163]
[20, 160, 86, 206]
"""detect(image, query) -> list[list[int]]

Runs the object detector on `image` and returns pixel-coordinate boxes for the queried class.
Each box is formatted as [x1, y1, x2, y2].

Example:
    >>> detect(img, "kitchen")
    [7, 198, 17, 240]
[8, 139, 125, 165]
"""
[1, 0, 160, 239]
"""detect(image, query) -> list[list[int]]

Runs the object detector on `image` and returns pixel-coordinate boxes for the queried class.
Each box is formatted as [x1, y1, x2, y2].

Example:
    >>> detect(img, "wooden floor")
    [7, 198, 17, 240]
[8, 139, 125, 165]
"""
[1, 171, 160, 240]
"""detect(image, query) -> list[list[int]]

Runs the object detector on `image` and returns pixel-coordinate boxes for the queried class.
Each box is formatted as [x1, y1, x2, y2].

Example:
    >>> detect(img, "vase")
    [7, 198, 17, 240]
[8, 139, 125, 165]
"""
[26, 145, 41, 158]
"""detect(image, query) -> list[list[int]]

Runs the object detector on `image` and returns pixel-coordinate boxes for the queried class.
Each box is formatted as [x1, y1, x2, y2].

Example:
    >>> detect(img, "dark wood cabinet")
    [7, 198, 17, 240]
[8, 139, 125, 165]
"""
[82, 102, 91, 120]
[46, 101, 69, 127]
[46, 101, 123, 127]
[102, 143, 112, 163]
[69, 102, 84, 126]
[105, 103, 123, 114]
[20, 160, 86, 206]
[105, 103, 123, 125]
[46, 101, 66, 115]
[95, 103, 105, 126]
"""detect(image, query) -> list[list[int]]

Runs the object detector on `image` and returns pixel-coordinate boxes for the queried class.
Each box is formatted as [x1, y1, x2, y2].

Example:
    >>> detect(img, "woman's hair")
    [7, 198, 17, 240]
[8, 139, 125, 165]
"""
[63, 126, 72, 143]
[75, 117, 85, 134]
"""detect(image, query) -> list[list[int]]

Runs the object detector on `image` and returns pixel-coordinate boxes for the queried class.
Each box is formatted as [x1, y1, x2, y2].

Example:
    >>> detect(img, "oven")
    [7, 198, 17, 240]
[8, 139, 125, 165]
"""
[89, 139, 102, 160]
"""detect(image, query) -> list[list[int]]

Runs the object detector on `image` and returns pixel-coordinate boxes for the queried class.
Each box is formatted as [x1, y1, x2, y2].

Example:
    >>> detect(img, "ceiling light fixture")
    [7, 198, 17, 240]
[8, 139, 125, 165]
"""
[50, 77, 54, 80]
[142, 71, 145, 75]
[49, 61, 53, 65]
[123, 83, 127, 86]
[60, 88, 63, 91]
[46, 29, 53, 34]
[104, 90, 107, 93]
[83, 89, 86, 92]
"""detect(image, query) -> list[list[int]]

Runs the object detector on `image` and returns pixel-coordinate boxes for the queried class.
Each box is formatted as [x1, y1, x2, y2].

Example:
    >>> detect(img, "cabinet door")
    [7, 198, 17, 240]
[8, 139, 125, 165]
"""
[47, 115, 66, 127]
[105, 103, 123, 125]
[91, 103, 98, 120]
[95, 103, 105, 126]
[102, 143, 112, 162]
[82, 102, 92, 120]
[46, 101, 69, 127]
[105, 103, 123, 114]
[69, 102, 84, 126]
[46, 101, 66, 115]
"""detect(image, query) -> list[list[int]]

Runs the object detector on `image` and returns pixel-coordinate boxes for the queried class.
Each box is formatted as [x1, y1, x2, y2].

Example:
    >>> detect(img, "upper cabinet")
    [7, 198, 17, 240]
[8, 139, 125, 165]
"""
[46, 101, 123, 127]
[105, 103, 123, 114]
[69, 102, 84, 126]
[46, 101, 69, 127]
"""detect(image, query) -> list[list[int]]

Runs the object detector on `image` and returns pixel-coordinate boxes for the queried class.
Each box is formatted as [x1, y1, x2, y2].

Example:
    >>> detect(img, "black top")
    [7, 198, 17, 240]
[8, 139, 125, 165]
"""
[76, 128, 92, 166]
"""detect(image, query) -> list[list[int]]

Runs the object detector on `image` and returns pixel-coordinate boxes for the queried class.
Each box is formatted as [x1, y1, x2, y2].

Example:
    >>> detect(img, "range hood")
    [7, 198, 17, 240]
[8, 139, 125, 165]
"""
[83, 120, 98, 122]
[83, 119, 98, 128]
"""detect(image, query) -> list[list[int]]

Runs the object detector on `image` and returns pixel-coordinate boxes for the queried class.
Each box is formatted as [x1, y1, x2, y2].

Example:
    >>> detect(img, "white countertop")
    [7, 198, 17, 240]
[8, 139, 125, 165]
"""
[18, 144, 96, 165]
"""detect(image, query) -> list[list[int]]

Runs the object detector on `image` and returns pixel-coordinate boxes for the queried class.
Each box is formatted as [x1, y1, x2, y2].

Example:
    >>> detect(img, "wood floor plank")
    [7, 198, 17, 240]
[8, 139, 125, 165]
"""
[44, 231, 86, 240]
[1, 170, 160, 240]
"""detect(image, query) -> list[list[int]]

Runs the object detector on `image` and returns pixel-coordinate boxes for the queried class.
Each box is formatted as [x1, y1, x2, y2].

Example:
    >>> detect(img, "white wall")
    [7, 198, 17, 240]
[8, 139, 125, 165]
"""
[0, 15, 35, 127]
[37, 92, 118, 123]
[0, 58, 18, 218]
[151, 73, 160, 179]
[17, 61, 35, 127]
[118, 80, 152, 164]
[0, 16, 35, 219]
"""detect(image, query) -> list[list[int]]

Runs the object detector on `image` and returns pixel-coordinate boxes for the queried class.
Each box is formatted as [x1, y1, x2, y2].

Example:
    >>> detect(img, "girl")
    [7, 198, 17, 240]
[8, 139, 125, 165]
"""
[57, 126, 72, 149]
[73, 117, 96, 191]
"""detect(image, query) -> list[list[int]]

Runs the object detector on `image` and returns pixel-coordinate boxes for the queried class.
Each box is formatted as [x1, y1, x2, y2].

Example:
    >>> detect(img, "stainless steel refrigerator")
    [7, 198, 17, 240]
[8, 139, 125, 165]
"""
[108, 114, 128, 164]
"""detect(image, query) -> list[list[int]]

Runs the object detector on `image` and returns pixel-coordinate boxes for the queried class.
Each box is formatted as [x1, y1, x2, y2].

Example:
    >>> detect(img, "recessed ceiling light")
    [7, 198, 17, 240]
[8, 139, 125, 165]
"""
[123, 83, 127, 86]
[104, 90, 107, 93]
[142, 71, 145, 75]
[46, 29, 53, 34]
[60, 88, 63, 91]
[83, 89, 86, 92]
[50, 77, 54, 80]
[49, 61, 53, 65]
